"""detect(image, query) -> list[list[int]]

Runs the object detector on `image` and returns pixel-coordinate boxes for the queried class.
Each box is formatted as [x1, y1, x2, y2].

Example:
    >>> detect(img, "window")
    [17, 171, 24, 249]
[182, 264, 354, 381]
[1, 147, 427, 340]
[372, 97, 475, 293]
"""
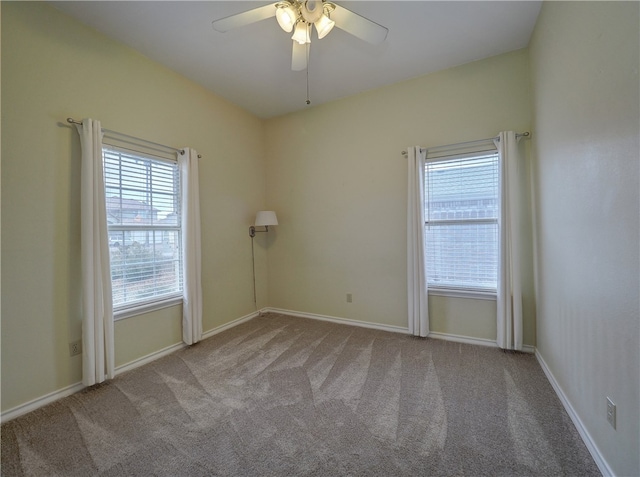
[424, 152, 499, 294]
[103, 145, 183, 316]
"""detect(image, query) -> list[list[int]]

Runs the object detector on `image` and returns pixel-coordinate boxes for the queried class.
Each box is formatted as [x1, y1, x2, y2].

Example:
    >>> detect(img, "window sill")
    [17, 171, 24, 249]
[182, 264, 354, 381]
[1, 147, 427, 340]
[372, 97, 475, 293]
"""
[114, 295, 183, 321]
[428, 288, 496, 301]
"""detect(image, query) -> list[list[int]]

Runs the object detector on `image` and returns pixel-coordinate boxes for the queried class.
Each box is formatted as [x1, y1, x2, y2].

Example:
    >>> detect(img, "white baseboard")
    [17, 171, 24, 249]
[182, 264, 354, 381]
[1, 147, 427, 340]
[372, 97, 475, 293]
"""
[521, 344, 535, 353]
[0, 381, 86, 424]
[264, 308, 535, 354]
[429, 331, 497, 348]
[114, 342, 187, 376]
[1, 311, 260, 424]
[202, 310, 259, 340]
[535, 350, 613, 477]
[429, 331, 535, 353]
[262, 307, 409, 335]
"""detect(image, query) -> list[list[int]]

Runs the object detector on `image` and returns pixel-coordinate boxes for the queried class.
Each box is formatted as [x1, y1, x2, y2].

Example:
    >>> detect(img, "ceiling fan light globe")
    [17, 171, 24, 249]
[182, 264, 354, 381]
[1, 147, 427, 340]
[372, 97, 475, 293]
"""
[291, 21, 311, 44]
[276, 5, 297, 33]
[315, 14, 335, 39]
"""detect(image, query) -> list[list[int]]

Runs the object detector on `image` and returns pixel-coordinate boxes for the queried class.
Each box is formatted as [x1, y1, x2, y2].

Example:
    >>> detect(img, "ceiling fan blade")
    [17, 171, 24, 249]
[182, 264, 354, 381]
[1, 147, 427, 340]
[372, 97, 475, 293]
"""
[292, 41, 308, 71]
[331, 4, 388, 45]
[212, 2, 278, 33]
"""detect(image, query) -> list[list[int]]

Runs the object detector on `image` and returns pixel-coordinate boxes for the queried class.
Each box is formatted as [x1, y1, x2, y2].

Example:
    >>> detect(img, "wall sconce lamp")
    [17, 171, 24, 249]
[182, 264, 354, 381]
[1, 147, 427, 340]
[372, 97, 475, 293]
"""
[249, 210, 279, 237]
[250, 211, 278, 311]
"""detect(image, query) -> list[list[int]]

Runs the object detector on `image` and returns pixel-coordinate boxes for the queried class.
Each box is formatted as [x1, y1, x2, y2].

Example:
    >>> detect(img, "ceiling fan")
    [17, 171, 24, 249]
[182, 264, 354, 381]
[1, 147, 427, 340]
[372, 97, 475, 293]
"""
[212, 1, 388, 72]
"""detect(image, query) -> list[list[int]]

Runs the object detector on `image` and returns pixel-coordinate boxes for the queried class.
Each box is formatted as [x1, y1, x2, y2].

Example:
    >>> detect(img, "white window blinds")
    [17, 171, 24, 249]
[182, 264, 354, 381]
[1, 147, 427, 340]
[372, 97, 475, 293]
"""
[103, 146, 183, 310]
[424, 152, 499, 292]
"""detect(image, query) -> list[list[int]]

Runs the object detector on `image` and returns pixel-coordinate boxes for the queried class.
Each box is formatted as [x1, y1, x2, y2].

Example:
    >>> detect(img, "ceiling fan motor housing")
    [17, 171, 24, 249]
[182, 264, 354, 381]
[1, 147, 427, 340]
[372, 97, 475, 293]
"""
[301, 0, 324, 23]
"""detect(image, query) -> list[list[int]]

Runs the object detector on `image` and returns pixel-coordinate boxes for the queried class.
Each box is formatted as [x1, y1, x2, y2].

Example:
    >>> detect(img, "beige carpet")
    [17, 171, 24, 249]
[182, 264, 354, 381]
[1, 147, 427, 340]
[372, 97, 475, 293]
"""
[2, 313, 599, 476]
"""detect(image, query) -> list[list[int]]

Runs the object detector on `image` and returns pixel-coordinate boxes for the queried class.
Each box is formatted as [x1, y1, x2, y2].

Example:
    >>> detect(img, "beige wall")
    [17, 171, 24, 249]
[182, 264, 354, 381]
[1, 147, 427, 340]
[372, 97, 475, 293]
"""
[1, 2, 266, 411]
[529, 2, 639, 476]
[264, 49, 535, 345]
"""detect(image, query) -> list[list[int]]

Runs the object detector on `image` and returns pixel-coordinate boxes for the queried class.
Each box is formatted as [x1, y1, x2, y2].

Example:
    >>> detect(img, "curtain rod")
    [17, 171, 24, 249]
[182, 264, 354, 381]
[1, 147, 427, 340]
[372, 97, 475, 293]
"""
[400, 131, 530, 156]
[66, 118, 201, 158]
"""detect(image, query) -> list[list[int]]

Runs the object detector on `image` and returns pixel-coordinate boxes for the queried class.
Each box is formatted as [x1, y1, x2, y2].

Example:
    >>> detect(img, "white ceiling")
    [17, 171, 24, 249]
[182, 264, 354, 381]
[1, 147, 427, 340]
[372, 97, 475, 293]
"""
[51, 1, 542, 119]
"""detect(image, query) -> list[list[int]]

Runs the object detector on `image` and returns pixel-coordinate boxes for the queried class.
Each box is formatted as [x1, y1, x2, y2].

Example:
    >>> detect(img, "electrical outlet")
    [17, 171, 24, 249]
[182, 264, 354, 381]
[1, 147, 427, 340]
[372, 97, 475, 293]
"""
[346, 293, 353, 303]
[69, 340, 82, 357]
[606, 397, 616, 429]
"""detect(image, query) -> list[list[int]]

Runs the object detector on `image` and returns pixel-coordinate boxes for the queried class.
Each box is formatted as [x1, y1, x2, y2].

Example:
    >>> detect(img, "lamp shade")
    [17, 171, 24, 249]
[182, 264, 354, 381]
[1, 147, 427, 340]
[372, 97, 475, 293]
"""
[255, 211, 278, 226]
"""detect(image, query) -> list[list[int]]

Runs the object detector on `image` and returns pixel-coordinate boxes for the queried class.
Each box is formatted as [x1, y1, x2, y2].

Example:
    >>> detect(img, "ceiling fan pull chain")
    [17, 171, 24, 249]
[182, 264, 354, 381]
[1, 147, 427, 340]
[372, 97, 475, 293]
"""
[306, 42, 311, 105]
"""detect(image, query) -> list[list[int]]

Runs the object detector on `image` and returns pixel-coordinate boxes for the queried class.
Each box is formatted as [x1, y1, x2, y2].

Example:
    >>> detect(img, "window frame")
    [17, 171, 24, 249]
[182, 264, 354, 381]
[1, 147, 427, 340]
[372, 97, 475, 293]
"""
[102, 140, 184, 320]
[423, 147, 500, 299]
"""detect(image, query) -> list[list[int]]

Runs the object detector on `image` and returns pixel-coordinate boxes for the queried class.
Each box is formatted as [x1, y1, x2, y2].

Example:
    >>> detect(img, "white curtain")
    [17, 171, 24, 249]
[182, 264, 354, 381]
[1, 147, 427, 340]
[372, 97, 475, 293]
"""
[407, 146, 429, 337]
[76, 118, 115, 386]
[495, 131, 523, 350]
[179, 148, 203, 345]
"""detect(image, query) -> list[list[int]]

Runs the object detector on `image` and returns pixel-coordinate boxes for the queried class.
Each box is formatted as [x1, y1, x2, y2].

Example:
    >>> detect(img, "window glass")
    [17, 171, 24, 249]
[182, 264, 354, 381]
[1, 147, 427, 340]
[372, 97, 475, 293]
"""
[103, 147, 183, 310]
[425, 153, 499, 292]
